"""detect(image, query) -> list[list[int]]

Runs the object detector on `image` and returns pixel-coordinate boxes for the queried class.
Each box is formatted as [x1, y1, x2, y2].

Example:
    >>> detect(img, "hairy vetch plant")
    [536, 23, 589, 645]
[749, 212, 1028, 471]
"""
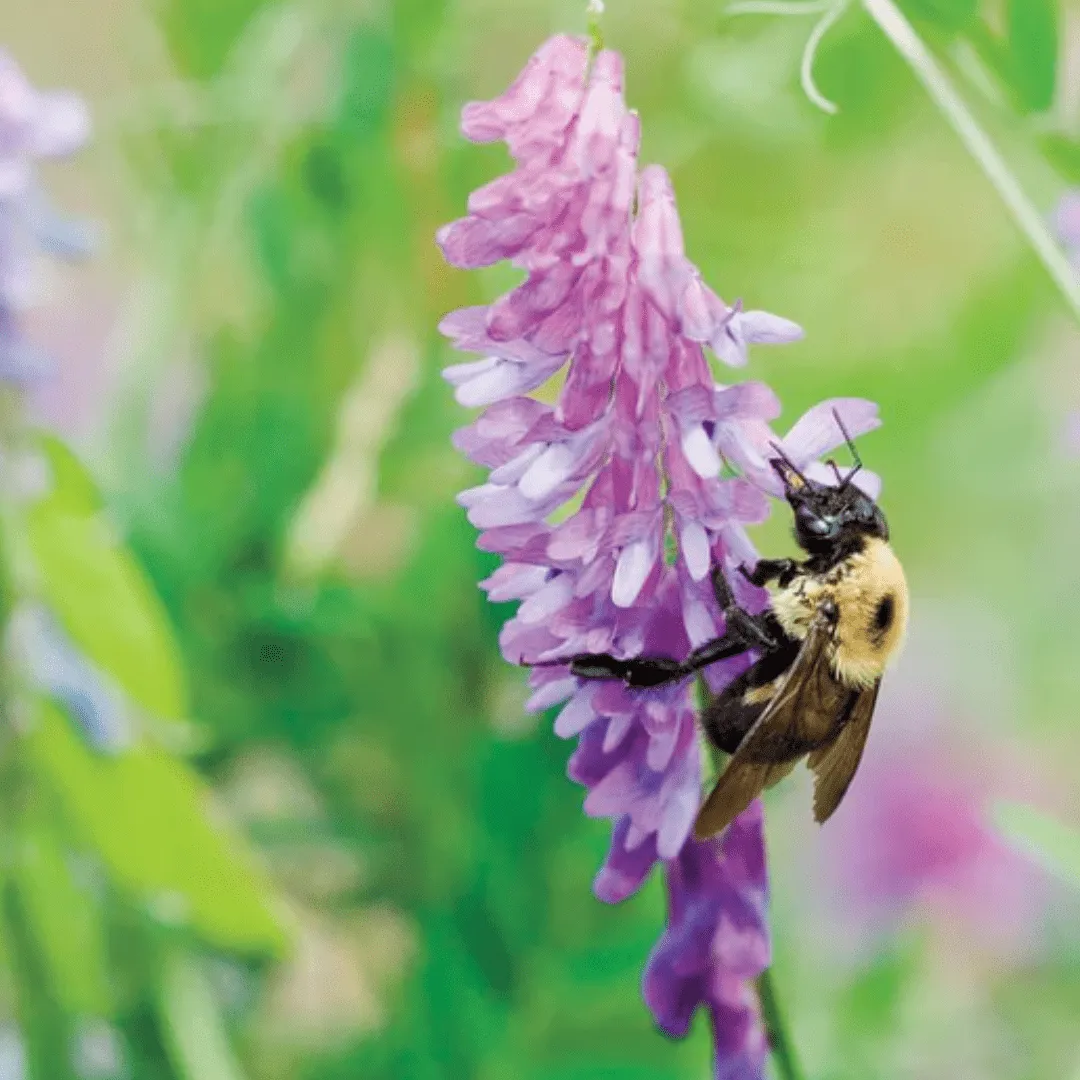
[437, 32, 879, 1077]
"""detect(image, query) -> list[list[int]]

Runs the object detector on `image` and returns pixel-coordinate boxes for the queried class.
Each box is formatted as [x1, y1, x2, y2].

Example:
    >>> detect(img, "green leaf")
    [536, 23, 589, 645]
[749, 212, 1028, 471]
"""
[898, 0, 978, 33]
[993, 800, 1080, 888]
[1039, 133, 1080, 183]
[36, 435, 103, 516]
[835, 933, 920, 1040]
[1006, 0, 1058, 113]
[336, 28, 396, 141]
[26, 436, 188, 720]
[156, 949, 249, 1080]
[12, 799, 112, 1016]
[25, 700, 288, 956]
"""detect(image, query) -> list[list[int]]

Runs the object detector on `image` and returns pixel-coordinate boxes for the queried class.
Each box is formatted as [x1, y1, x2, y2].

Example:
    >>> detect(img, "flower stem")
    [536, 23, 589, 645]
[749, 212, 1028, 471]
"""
[587, 0, 605, 55]
[758, 965, 805, 1080]
[860, 0, 1080, 326]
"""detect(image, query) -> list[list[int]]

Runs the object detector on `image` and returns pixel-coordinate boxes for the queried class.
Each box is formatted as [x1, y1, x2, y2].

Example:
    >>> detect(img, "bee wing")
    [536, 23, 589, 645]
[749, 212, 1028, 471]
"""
[693, 611, 850, 840]
[808, 680, 880, 824]
[763, 759, 799, 789]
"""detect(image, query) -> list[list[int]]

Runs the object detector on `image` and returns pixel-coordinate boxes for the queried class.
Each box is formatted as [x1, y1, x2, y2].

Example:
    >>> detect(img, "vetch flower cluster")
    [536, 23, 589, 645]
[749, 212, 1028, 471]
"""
[438, 34, 880, 1077]
[0, 51, 112, 760]
[0, 49, 91, 383]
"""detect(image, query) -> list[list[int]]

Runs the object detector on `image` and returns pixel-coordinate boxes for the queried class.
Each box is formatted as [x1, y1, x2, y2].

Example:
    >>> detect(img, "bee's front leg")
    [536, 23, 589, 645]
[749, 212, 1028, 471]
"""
[708, 565, 780, 654]
[738, 558, 798, 588]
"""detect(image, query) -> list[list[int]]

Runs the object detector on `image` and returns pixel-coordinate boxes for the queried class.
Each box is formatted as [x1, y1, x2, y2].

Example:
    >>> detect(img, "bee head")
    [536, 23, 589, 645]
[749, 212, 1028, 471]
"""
[769, 412, 888, 557]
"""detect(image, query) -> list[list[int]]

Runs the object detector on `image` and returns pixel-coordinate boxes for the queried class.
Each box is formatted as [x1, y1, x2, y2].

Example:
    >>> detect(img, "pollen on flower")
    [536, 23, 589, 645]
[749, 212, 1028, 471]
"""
[437, 32, 881, 1079]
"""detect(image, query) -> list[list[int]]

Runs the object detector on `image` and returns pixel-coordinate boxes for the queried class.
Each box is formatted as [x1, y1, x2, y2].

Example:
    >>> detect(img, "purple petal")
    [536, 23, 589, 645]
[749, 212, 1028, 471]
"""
[460, 35, 589, 152]
[612, 537, 656, 608]
[479, 563, 549, 602]
[525, 674, 577, 712]
[554, 689, 598, 738]
[594, 817, 660, 903]
[29, 91, 90, 157]
[737, 309, 803, 346]
[681, 520, 711, 581]
[713, 382, 781, 423]
[683, 425, 722, 478]
[781, 397, 880, 464]
[1056, 192, 1080, 249]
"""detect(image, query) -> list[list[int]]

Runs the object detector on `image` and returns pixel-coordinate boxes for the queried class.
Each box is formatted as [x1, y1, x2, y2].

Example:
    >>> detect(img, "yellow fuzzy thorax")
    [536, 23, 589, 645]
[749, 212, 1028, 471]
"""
[768, 537, 909, 690]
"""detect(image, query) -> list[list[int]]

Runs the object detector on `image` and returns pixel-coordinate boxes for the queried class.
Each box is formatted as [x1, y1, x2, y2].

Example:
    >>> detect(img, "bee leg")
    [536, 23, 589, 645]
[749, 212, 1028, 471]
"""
[613, 655, 688, 688]
[710, 563, 738, 608]
[738, 558, 798, 588]
[563, 653, 690, 688]
[685, 630, 757, 674]
[708, 565, 780, 655]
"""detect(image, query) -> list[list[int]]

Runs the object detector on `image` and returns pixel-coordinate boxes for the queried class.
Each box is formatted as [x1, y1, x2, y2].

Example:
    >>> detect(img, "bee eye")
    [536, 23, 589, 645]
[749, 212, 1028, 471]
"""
[797, 506, 834, 537]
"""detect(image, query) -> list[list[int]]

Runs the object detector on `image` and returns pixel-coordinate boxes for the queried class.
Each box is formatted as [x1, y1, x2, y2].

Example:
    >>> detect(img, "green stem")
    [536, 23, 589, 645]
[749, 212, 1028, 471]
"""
[587, 0, 604, 55]
[156, 947, 249, 1080]
[758, 965, 805, 1080]
[860, 0, 1080, 326]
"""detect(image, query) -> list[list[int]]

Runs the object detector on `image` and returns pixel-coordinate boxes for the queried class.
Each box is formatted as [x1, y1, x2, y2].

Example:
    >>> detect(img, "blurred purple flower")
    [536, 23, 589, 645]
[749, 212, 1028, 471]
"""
[9, 604, 132, 753]
[1054, 191, 1080, 262]
[438, 34, 879, 1075]
[71, 1018, 125, 1080]
[0, 49, 91, 384]
[0, 1023, 24, 1080]
[1064, 410, 1080, 457]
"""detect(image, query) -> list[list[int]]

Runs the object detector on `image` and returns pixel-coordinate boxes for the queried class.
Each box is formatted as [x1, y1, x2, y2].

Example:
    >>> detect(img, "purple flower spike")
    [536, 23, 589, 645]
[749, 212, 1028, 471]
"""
[439, 34, 884, 1078]
[0, 51, 89, 198]
[0, 50, 90, 386]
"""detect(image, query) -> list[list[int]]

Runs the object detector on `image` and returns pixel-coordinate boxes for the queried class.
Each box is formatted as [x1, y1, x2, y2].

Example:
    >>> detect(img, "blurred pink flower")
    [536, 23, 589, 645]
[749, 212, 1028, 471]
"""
[821, 744, 1040, 943]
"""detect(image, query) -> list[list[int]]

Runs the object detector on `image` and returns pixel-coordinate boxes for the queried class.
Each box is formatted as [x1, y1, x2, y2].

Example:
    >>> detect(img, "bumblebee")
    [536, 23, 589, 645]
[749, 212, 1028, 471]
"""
[559, 417, 908, 839]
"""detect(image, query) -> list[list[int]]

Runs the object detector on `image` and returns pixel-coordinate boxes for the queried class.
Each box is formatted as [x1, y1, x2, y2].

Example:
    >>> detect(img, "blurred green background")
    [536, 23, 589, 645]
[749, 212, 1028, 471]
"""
[6, 0, 1080, 1077]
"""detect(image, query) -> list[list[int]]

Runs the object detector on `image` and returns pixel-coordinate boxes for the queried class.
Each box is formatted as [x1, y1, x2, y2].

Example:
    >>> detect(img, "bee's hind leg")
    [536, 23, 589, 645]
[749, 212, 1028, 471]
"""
[567, 652, 688, 688]
[526, 563, 785, 689]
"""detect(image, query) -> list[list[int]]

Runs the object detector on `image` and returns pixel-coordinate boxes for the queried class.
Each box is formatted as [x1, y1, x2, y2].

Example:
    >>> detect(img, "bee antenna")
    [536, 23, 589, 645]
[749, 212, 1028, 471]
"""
[831, 408, 862, 488]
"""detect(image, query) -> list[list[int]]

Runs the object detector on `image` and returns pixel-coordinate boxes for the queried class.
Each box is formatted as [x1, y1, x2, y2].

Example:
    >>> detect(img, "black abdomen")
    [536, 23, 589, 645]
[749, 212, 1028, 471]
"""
[701, 635, 800, 754]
